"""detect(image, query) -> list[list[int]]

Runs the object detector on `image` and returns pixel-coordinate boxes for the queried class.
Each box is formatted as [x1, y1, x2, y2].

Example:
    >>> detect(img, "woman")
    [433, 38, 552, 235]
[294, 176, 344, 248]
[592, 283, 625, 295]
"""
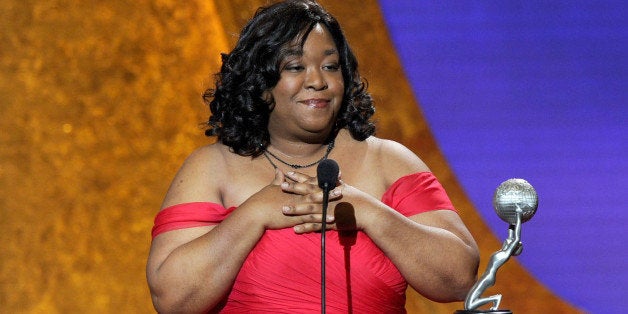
[146, 1, 479, 313]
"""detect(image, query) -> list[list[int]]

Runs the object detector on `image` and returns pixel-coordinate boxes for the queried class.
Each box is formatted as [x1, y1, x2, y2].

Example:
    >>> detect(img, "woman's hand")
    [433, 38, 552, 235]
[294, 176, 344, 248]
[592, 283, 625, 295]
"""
[242, 169, 342, 232]
[274, 170, 346, 233]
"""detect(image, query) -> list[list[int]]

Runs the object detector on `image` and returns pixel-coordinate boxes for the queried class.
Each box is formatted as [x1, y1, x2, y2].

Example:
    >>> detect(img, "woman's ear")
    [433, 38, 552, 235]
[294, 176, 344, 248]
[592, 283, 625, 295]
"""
[262, 91, 275, 110]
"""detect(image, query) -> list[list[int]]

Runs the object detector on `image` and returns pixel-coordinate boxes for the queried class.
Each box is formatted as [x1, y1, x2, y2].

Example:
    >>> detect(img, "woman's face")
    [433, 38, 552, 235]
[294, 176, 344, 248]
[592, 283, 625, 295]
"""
[267, 23, 344, 142]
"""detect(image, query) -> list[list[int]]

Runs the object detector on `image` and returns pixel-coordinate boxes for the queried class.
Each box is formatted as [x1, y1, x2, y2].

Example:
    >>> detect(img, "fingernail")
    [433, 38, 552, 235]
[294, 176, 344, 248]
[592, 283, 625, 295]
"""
[282, 206, 291, 213]
[281, 182, 289, 189]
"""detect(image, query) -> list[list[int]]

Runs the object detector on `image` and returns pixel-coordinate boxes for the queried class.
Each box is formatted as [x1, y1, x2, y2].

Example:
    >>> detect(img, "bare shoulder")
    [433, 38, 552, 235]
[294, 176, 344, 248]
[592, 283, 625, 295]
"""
[366, 136, 431, 184]
[160, 143, 229, 209]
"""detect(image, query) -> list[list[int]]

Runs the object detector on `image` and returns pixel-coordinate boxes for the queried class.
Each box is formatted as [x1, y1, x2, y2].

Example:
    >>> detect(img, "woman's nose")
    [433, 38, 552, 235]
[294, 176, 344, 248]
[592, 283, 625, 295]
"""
[305, 68, 328, 90]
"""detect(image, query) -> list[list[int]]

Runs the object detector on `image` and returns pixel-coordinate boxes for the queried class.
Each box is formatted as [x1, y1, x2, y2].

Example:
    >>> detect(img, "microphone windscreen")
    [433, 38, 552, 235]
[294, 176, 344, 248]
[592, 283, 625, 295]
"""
[317, 159, 339, 189]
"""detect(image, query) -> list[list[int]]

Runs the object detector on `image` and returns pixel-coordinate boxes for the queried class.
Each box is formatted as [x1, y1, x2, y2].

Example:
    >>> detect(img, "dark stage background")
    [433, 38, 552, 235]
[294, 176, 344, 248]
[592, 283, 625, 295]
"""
[379, 1, 627, 313]
[2, 0, 621, 312]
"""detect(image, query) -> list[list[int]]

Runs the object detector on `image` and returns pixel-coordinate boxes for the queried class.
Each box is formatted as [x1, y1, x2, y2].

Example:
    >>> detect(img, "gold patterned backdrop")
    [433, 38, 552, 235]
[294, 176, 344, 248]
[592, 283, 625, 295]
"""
[0, 1, 578, 313]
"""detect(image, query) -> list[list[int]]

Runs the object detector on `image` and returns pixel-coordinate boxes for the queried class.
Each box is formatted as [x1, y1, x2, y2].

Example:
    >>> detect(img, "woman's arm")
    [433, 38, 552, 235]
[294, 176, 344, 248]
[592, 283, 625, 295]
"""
[146, 146, 267, 313]
[146, 146, 335, 313]
[147, 206, 266, 313]
[351, 139, 479, 302]
[359, 198, 479, 302]
[280, 139, 479, 302]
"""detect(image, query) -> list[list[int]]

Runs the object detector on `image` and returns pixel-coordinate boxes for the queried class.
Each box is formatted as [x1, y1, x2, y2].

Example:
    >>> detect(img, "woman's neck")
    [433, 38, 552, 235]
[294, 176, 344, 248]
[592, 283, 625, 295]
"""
[267, 136, 330, 158]
[270, 125, 343, 155]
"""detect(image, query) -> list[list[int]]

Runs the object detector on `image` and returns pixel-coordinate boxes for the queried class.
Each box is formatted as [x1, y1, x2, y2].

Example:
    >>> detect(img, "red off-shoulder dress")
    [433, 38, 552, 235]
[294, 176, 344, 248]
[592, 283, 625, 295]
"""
[152, 172, 455, 313]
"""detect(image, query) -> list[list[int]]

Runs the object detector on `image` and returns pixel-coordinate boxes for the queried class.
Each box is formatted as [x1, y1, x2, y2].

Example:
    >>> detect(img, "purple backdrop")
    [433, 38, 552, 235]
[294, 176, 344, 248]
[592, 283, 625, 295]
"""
[378, 1, 627, 313]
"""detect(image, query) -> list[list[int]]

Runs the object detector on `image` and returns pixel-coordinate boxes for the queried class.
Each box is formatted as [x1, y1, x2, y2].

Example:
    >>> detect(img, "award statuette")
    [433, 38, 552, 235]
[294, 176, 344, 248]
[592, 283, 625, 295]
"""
[455, 178, 538, 314]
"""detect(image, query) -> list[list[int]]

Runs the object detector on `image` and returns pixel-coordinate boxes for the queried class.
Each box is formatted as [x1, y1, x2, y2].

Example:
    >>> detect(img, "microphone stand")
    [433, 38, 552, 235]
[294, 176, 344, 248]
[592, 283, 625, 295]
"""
[317, 159, 338, 314]
[321, 182, 330, 314]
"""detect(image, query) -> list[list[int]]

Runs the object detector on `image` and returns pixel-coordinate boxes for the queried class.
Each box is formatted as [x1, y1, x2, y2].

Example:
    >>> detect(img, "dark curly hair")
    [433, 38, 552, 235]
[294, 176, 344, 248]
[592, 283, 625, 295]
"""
[203, 0, 375, 157]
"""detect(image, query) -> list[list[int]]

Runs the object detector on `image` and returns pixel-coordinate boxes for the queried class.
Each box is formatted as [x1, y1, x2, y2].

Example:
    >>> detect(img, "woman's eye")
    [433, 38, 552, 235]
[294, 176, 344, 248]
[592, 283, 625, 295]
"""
[284, 65, 304, 72]
[324, 64, 340, 71]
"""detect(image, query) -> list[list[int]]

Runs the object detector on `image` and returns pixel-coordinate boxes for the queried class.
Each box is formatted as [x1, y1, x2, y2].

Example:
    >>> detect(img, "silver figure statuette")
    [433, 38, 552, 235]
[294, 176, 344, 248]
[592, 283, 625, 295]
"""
[463, 178, 538, 311]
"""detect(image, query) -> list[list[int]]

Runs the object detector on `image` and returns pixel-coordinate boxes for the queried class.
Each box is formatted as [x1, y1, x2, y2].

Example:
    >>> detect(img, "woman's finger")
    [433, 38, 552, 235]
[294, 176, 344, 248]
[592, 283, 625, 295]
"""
[271, 168, 285, 185]
[285, 171, 317, 184]
[293, 222, 338, 234]
[281, 180, 318, 195]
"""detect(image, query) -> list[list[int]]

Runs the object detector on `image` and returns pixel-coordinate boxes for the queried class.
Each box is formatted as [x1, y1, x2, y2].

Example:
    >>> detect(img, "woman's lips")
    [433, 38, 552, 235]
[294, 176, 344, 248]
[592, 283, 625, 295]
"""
[301, 99, 330, 108]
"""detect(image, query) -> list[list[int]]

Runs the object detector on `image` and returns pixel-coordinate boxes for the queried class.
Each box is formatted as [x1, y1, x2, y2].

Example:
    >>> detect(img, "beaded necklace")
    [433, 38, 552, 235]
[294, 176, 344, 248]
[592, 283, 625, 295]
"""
[263, 140, 335, 169]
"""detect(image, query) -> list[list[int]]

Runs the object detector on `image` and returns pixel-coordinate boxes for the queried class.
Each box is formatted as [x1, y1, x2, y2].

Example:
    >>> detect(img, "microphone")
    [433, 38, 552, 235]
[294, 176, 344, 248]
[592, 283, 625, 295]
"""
[317, 159, 339, 191]
[316, 158, 338, 314]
